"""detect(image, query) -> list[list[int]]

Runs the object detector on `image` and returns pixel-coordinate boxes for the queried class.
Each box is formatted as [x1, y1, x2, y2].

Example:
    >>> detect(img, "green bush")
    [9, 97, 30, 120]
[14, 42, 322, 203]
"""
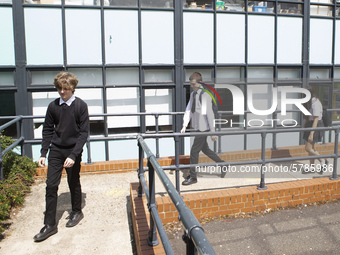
[0, 133, 38, 233]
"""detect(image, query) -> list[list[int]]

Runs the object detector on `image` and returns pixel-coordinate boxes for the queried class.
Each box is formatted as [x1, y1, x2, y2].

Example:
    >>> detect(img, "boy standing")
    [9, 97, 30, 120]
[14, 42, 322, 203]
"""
[34, 72, 89, 242]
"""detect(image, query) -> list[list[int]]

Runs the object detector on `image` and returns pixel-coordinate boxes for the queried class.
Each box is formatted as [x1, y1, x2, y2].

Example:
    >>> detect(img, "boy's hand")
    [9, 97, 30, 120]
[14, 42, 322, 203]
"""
[38, 157, 46, 167]
[64, 157, 75, 168]
[181, 126, 186, 133]
[211, 136, 217, 142]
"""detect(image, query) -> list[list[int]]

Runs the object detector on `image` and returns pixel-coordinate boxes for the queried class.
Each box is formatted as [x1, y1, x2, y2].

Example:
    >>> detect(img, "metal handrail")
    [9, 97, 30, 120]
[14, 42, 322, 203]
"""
[138, 135, 216, 255]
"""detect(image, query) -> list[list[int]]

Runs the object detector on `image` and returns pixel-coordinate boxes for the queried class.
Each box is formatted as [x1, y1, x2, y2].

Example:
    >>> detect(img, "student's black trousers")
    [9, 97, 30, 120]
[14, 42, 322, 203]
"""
[189, 134, 224, 178]
[44, 144, 82, 226]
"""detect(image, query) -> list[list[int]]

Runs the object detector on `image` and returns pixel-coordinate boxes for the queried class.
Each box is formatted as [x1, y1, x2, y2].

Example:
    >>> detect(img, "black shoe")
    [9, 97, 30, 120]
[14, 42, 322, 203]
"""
[66, 211, 84, 228]
[33, 224, 58, 242]
[182, 177, 197, 185]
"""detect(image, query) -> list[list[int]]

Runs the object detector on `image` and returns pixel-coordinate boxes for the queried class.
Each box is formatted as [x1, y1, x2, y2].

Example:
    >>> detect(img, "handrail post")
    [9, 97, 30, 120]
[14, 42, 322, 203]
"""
[174, 135, 180, 194]
[182, 230, 196, 255]
[147, 160, 159, 246]
[19, 117, 24, 156]
[218, 112, 222, 154]
[330, 126, 339, 180]
[138, 141, 144, 197]
[86, 122, 93, 164]
[258, 131, 268, 190]
[272, 112, 277, 150]
[0, 135, 3, 181]
[155, 114, 160, 158]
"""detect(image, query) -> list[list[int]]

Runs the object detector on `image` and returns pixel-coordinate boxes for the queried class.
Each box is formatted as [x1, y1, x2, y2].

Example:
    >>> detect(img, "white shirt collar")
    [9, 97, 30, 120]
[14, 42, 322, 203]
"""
[59, 95, 76, 106]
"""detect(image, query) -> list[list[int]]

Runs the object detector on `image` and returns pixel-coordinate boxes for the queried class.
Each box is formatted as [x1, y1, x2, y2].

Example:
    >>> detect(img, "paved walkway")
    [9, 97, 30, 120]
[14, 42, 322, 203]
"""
[0, 159, 338, 254]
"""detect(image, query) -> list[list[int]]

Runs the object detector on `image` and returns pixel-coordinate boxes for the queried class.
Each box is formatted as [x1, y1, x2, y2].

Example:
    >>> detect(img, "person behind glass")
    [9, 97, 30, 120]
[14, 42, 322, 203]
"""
[34, 72, 89, 242]
[181, 72, 225, 186]
[302, 86, 328, 173]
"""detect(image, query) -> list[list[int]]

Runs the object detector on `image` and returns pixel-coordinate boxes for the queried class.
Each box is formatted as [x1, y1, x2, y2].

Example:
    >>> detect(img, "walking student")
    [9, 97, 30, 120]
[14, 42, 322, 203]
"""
[302, 86, 328, 173]
[34, 72, 89, 242]
[181, 72, 225, 185]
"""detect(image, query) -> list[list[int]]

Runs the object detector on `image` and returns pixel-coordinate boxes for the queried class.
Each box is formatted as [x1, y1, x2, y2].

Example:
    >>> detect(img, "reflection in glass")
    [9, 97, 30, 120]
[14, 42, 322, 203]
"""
[248, 67, 273, 82]
[310, 5, 332, 17]
[216, 67, 245, 82]
[278, 3, 302, 15]
[223, 0, 245, 12]
[68, 68, 103, 85]
[310, 69, 330, 79]
[333, 83, 340, 121]
[184, 0, 213, 9]
[106, 68, 139, 85]
[1, 0, 12, 3]
[31, 71, 61, 85]
[337, 7, 340, 17]
[185, 68, 212, 82]
[277, 68, 300, 80]
[248, 1, 274, 13]
[141, 0, 173, 8]
[65, 0, 96, 5]
[0, 72, 14, 85]
[108, 0, 137, 7]
[144, 69, 173, 83]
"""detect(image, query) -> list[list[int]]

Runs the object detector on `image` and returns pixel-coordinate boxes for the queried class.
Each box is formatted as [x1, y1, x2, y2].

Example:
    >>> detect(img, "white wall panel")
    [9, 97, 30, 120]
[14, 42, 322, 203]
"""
[104, 10, 139, 64]
[310, 18, 333, 64]
[183, 12, 214, 64]
[141, 11, 174, 64]
[277, 17, 302, 64]
[248, 15, 274, 64]
[335, 20, 340, 64]
[217, 14, 245, 64]
[65, 9, 102, 65]
[0, 7, 15, 66]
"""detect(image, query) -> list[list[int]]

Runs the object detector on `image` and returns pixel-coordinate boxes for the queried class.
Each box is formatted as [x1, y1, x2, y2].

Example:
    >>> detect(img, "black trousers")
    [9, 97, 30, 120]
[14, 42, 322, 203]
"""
[44, 145, 82, 226]
[189, 134, 224, 178]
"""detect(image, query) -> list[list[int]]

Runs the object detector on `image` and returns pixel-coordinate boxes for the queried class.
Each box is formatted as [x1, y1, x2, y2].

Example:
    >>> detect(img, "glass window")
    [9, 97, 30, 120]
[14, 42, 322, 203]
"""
[25, 8, 63, 65]
[216, 14, 245, 64]
[310, 19, 333, 64]
[277, 68, 300, 80]
[310, 5, 333, 17]
[333, 83, 340, 121]
[0, 92, 16, 138]
[185, 68, 212, 82]
[141, 11, 174, 65]
[67, 68, 103, 86]
[183, 12, 214, 64]
[31, 71, 61, 85]
[145, 89, 172, 128]
[106, 68, 139, 85]
[0, 7, 15, 66]
[141, 0, 173, 8]
[107, 87, 140, 130]
[277, 17, 302, 64]
[75, 88, 104, 121]
[1, 0, 12, 3]
[216, 67, 245, 82]
[337, 7, 340, 17]
[278, 3, 302, 15]
[248, 1, 275, 13]
[334, 67, 340, 80]
[335, 20, 340, 64]
[184, 0, 213, 9]
[248, 16, 274, 64]
[248, 67, 273, 82]
[276, 85, 301, 122]
[0, 72, 14, 85]
[144, 69, 173, 83]
[104, 10, 139, 65]
[65, 9, 102, 65]
[312, 85, 330, 108]
[223, 0, 245, 12]
[65, 0, 97, 5]
[310, 68, 330, 79]
[23, 0, 58, 4]
[108, 0, 137, 7]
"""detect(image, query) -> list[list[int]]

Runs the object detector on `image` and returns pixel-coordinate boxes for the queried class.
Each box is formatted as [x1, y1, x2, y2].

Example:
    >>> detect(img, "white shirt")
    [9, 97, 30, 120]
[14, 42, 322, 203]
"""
[183, 90, 215, 132]
[309, 97, 323, 121]
[59, 95, 76, 106]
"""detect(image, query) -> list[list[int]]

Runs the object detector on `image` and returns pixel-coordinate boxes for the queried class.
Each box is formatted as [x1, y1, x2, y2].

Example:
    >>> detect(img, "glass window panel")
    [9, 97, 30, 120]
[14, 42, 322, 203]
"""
[65, 0, 96, 5]
[75, 88, 103, 120]
[105, 10, 139, 65]
[216, 14, 245, 64]
[108, 0, 137, 7]
[310, 5, 333, 17]
[25, 8, 63, 65]
[310, 19, 333, 64]
[216, 67, 245, 82]
[278, 3, 303, 15]
[0, 7, 15, 66]
[337, 7, 340, 17]
[310, 68, 330, 79]
[184, 0, 213, 9]
[334, 67, 340, 79]
[32, 91, 60, 125]
[141, 0, 173, 8]
[312, 85, 330, 109]
[277, 17, 302, 64]
[67, 68, 103, 86]
[25, 0, 60, 4]
[141, 11, 174, 64]
[185, 68, 212, 82]
[335, 20, 340, 64]
[223, 0, 245, 12]
[107, 87, 140, 128]
[248, 1, 275, 13]
[65, 9, 102, 65]
[277, 68, 300, 80]
[183, 12, 214, 64]
[0, 92, 16, 138]
[248, 16, 274, 64]
[145, 89, 172, 126]
[1, 0, 12, 3]
[248, 67, 273, 82]
[0, 72, 14, 85]
[144, 69, 172, 83]
[106, 68, 139, 85]
[333, 83, 340, 121]
[276, 85, 301, 122]
[31, 71, 61, 85]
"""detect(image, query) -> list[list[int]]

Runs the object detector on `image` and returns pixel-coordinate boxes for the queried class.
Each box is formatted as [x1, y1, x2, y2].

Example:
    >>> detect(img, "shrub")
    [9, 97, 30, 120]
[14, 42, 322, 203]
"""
[0, 133, 38, 233]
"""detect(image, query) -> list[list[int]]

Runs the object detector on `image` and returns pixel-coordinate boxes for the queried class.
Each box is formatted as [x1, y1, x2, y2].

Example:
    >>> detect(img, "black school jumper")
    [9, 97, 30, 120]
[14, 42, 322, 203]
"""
[40, 97, 89, 226]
